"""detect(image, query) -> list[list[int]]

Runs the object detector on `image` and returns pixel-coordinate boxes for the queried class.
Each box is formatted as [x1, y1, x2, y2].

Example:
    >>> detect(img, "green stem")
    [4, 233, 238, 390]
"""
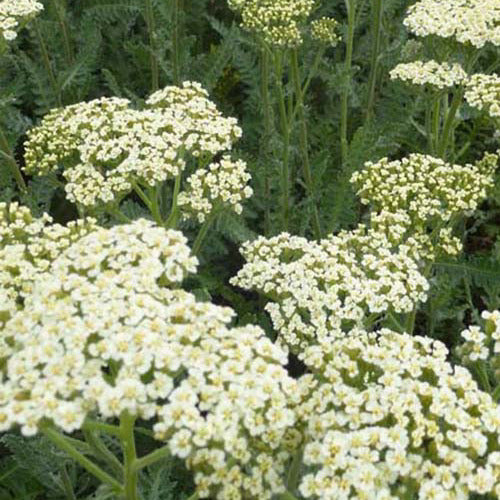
[0, 128, 26, 190]
[340, 0, 356, 165]
[260, 46, 272, 236]
[273, 50, 290, 232]
[133, 182, 153, 211]
[165, 172, 182, 228]
[290, 49, 322, 240]
[286, 448, 303, 493]
[120, 412, 139, 500]
[171, 0, 181, 85]
[147, 185, 163, 225]
[144, 0, 159, 91]
[192, 211, 217, 255]
[186, 493, 199, 500]
[431, 96, 441, 154]
[83, 429, 124, 478]
[41, 426, 123, 494]
[405, 261, 433, 334]
[492, 383, 500, 402]
[365, 0, 383, 119]
[83, 419, 122, 437]
[33, 19, 61, 106]
[107, 207, 132, 223]
[61, 465, 76, 500]
[52, 0, 73, 65]
[134, 444, 171, 471]
[437, 89, 463, 159]
[278, 492, 300, 500]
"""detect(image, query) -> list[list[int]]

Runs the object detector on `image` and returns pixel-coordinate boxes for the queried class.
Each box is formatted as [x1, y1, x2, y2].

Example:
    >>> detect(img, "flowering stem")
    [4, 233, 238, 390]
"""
[278, 492, 299, 500]
[272, 50, 290, 232]
[83, 429, 124, 477]
[41, 426, 123, 494]
[0, 128, 26, 191]
[192, 211, 217, 255]
[431, 96, 441, 154]
[133, 443, 171, 471]
[286, 447, 303, 493]
[52, 0, 73, 65]
[340, 0, 356, 165]
[260, 46, 272, 236]
[437, 89, 463, 159]
[148, 186, 163, 225]
[165, 172, 182, 229]
[186, 493, 199, 500]
[84, 419, 122, 437]
[290, 49, 322, 240]
[144, 0, 159, 91]
[365, 0, 383, 120]
[120, 412, 139, 500]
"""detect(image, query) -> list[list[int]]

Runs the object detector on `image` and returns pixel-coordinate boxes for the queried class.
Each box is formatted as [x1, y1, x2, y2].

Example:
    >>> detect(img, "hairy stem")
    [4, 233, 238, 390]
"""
[431, 96, 441, 154]
[83, 429, 123, 478]
[0, 128, 26, 190]
[134, 443, 171, 471]
[192, 211, 217, 255]
[340, 0, 356, 165]
[61, 465, 77, 500]
[41, 426, 123, 494]
[286, 447, 303, 494]
[83, 419, 122, 437]
[437, 89, 463, 159]
[165, 172, 182, 229]
[144, 0, 159, 91]
[290, 49, 322, 240]
[120, 412, 139, 500]
[365, 0, 383, 119]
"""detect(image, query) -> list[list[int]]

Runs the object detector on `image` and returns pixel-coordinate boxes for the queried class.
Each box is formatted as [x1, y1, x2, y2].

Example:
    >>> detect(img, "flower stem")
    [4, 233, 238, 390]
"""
[83, 419, 122, 437]
[83, 429, 124, 478]
[340, 0, 356, 165]
[431, 96, 441, 154]
[286, 447, 303, 494]
[61, 464, 77, 500]
[192, 211, 217, 255]
[0, 128, 26, 191]
[437, 89, 463, 159]
[165, 172, 182, 229]
[290, 49, 322, 240]
[52, 0, 73, 65]
[120, 412, 139, 500]
[278, 492, 300, 500]
[272, 50, 290, 232]
[144, 0, 159, 91]
[260, 46, 272, 236]
[134, 443, 171, 471]
[366, 0, 383, 120]
[41, 426, 123, 494]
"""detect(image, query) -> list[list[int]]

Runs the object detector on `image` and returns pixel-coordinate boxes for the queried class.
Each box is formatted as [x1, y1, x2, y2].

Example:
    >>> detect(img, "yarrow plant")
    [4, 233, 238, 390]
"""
[0, 0, 42, 44]
[0, 217, 301, 500]
[465, 73, 500, 119]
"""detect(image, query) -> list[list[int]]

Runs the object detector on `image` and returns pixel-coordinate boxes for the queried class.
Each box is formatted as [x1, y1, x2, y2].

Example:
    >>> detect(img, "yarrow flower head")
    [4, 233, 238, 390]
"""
[178, 156, 253, 223]
[403, 0, 500, 48]
[296, 329, 500, 499]
[24, 82, 243, 208]
[0, 0, 42, 43]
[0, 202, 95, 329]
[0, 219, 299, 500]
[465, 73, 500, 119]
[390, 60, 468, 90]
[227, 0, 315, 47]
[310, 17, 341, 46]
[231, 227, 429, 357]
[351, 152, 498, 258]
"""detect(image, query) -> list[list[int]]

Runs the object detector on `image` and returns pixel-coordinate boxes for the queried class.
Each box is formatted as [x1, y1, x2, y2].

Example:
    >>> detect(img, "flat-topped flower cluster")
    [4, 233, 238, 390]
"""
[390, 60, 467, 90]
[465, 73, 500, 119]
[0, 0, 42, 42]
[0, 217, 301, 500]
[23, 82, 248, 211]
[297, 329, 500, 499]
[232, 226, 429, 356]
[403, 0, 500, 48]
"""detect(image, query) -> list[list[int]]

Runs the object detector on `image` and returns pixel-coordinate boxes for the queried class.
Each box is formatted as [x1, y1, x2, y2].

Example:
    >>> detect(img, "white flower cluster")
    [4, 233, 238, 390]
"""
[0, 202, 95, 328]
[178, 156, 253, 223]
[390, 60, 467, 90]
[465, 73, 500, 118]
[0, 219, 300, 500]
[231, 227, 429, 357]
[24, 82, 242, 207]
[310, 17, 341, 46]
[351, 152, 497, 257]
[459, 310, 500, 367]
[0, 0, 42, 42]
[296, 329, 500, 499]
[227, 0, 315, 47]
[403, 0, 500, 48]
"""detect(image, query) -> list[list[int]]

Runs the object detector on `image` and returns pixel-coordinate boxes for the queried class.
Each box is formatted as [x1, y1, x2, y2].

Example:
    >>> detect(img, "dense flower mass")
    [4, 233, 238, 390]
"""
[23, 82, 242, 207]
[231, 227, 429, 356]
[0, 0, 42, 42]
[351, 153, 497, 257]
[227, 0, 315, 47]
[0, 202, 95, 326]
[390, 60, 467, 90]
[403, 0, 500, 48]
[0, 219, 299, 500]
[296, 329, 500, 499]
[178, 156, 253, 223]
[465, 73, 500, 118]
[310, 17, 341, 46]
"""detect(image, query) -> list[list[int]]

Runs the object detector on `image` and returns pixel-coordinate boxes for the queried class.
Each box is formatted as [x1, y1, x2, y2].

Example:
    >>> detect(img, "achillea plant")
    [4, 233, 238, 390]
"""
[465, 73, 500, 119]
[0, 0, 42, 43]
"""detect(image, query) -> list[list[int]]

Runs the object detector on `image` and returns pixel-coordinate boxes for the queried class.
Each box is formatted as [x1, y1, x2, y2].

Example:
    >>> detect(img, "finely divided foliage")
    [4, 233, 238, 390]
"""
[0, 0, 498, 498]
